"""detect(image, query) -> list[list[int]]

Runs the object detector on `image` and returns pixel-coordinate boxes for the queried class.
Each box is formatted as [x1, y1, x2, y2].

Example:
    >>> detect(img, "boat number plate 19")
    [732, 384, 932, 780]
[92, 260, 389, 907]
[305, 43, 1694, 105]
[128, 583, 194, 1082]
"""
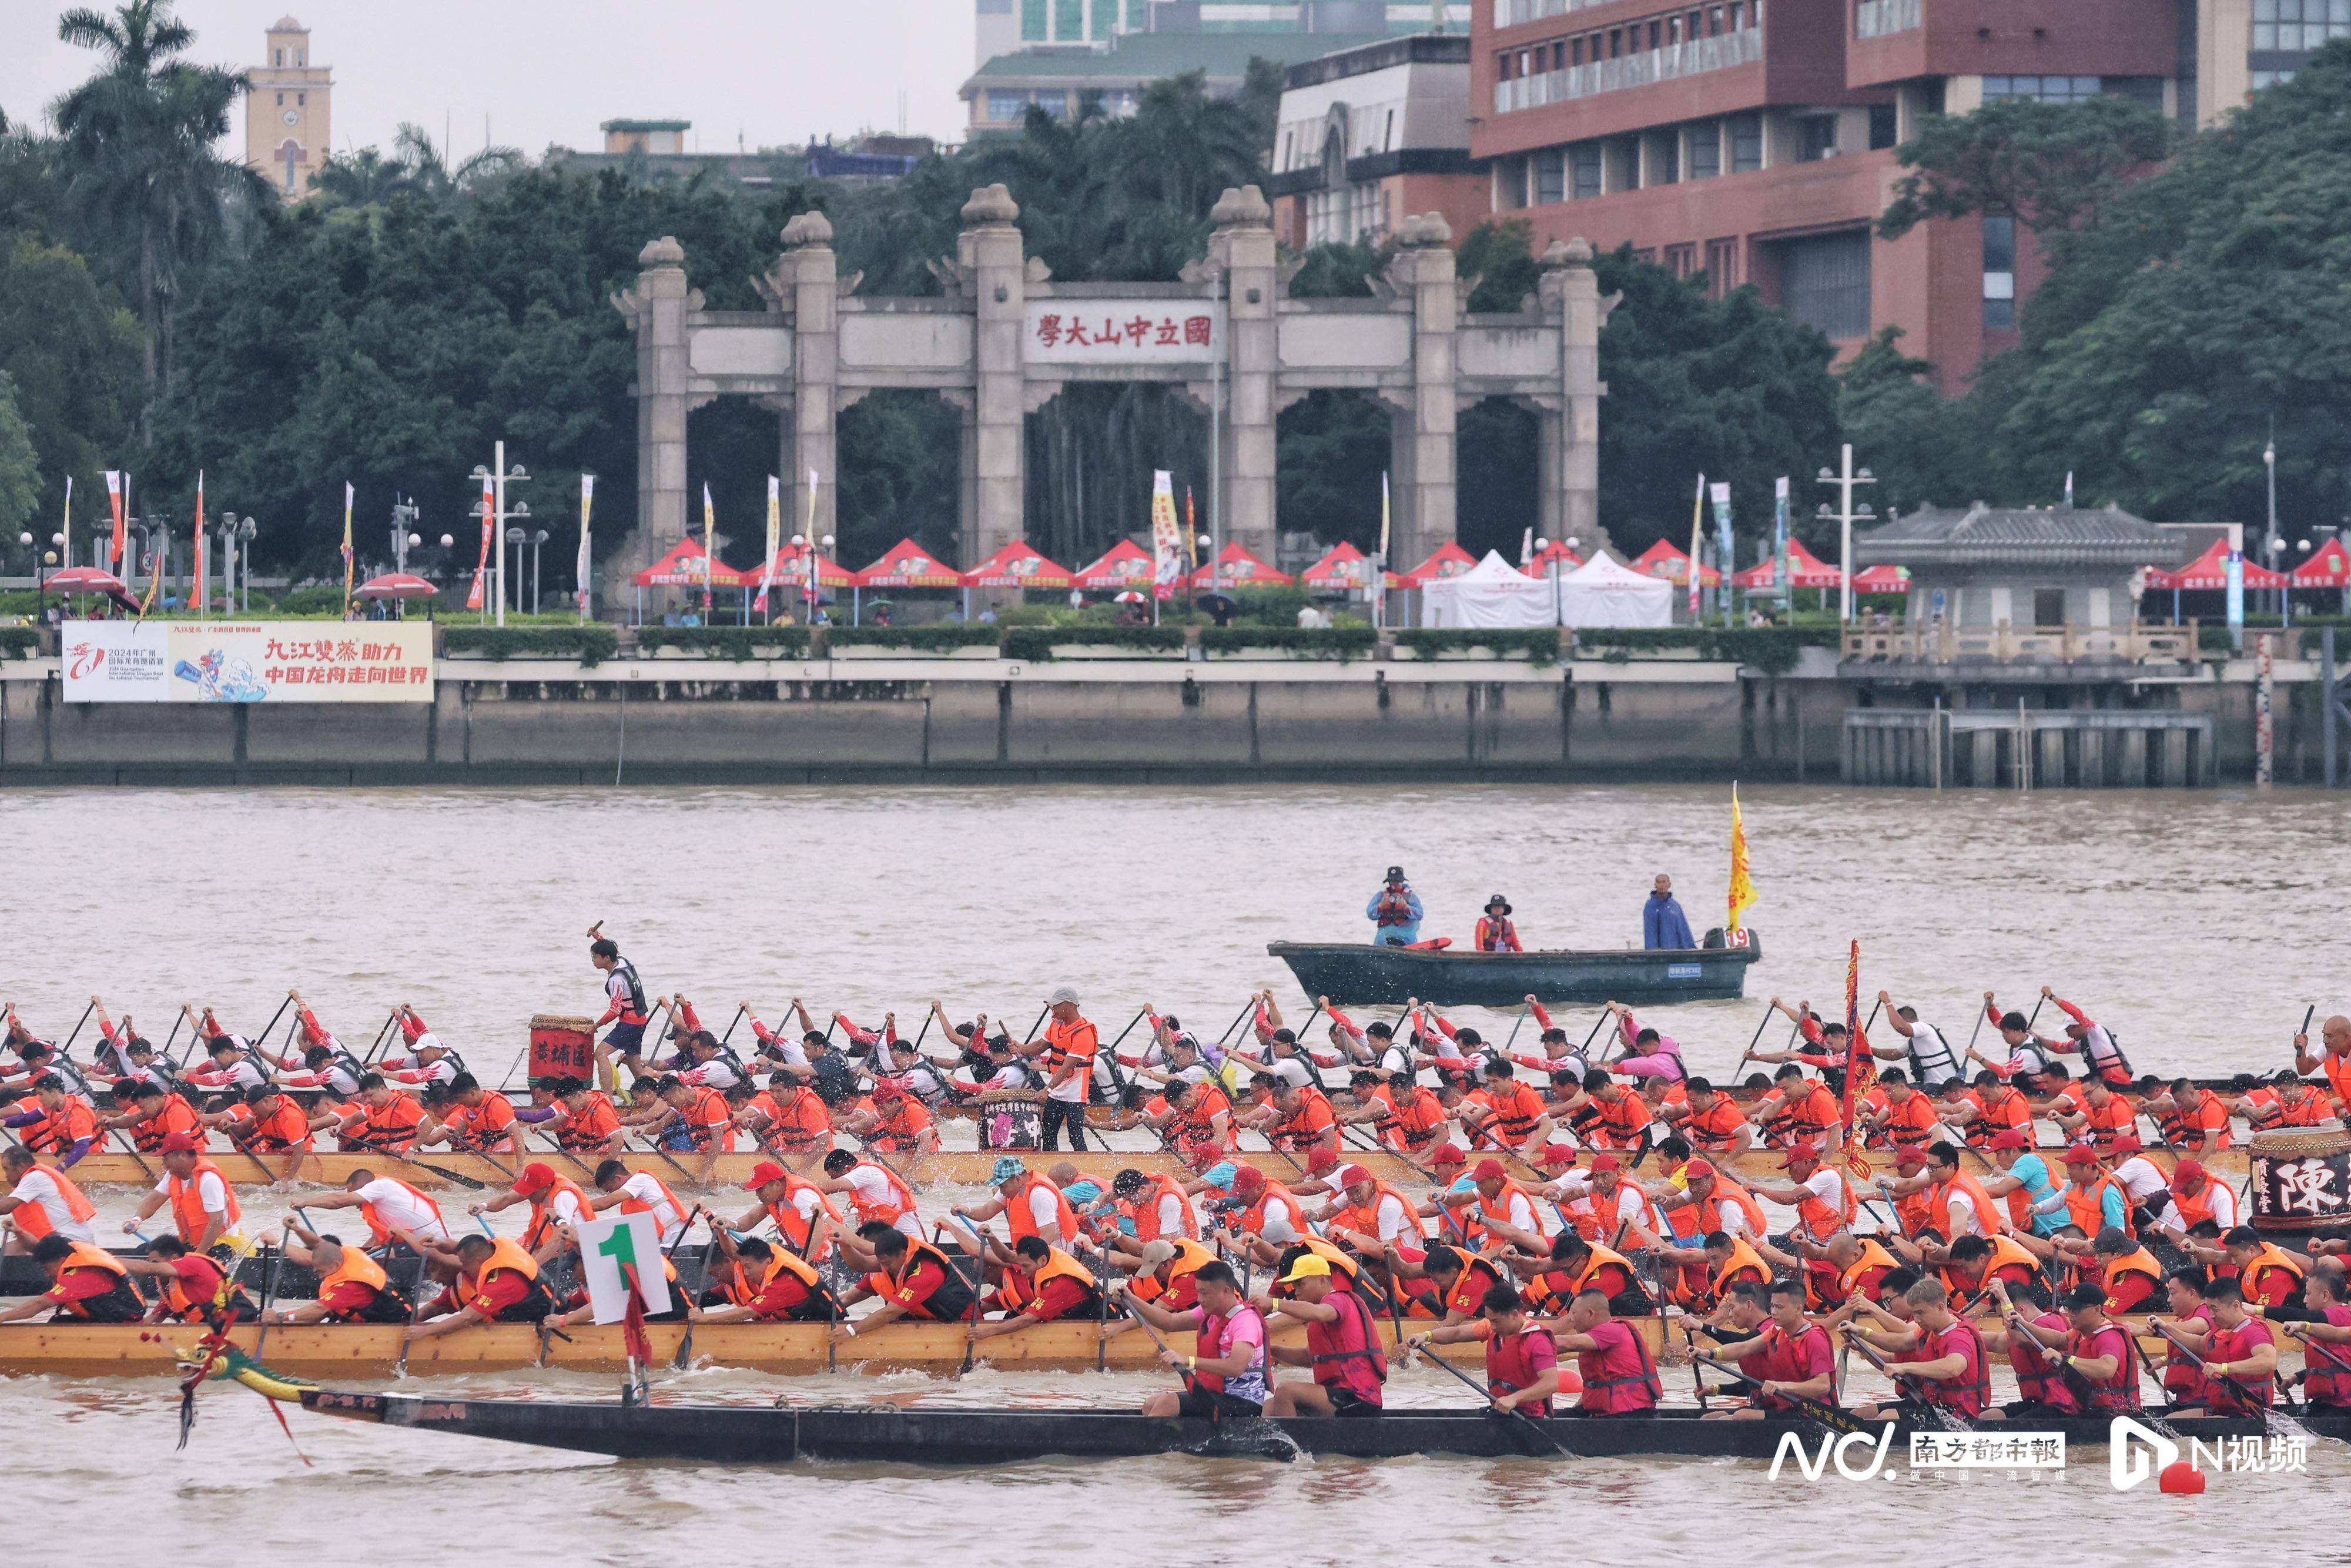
[1665, 963, 1702, 979]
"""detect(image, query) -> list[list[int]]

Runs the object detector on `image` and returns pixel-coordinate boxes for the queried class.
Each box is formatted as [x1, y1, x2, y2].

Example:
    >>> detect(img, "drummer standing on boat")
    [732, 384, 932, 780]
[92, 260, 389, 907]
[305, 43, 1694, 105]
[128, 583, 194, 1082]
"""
[588, 923, 651, 1065]
[1367, 867, 1423, 947]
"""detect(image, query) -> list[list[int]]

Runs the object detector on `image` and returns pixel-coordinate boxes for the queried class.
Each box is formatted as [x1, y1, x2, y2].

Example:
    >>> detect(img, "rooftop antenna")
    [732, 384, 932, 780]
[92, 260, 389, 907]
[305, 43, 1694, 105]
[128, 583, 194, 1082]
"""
[1432, 0, 1446, 31]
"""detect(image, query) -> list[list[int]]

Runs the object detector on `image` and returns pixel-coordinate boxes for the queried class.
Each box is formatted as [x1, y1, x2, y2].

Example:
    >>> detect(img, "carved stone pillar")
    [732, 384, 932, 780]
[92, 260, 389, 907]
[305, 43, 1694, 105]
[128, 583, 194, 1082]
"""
[1384, 214, 1459, 577]
[611, 236, 692, 584]
[1538, 237, 1616, 556]
[1205, 186, 1278, 569]
[960, 185, 1027, 589]
[775, 211, 840, 542]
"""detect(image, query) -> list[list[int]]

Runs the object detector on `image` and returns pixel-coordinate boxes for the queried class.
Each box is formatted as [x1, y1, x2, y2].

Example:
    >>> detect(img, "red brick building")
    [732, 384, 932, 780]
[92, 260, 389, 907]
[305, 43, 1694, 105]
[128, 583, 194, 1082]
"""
[1470, 0, 2193, 388]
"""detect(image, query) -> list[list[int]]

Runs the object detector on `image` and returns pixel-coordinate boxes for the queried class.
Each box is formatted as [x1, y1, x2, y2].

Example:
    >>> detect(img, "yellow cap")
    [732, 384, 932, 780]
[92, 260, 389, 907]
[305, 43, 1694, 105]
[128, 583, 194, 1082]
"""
[1280, 1253, 1332, 1284]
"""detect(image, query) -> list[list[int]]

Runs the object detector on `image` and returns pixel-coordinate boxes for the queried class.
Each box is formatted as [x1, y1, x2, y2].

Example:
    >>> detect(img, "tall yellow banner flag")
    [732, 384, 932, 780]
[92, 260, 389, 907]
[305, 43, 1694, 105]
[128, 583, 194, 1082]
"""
[1726, 782, 1756, 934]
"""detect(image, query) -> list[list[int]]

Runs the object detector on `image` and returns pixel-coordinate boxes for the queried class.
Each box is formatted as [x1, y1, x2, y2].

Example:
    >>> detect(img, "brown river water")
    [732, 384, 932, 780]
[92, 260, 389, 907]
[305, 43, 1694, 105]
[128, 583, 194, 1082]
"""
[3, 782, 2348, 1562]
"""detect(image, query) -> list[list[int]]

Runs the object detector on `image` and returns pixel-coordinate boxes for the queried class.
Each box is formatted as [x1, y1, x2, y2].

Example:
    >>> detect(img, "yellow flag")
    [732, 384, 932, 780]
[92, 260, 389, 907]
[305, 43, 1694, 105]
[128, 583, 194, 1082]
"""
[1727, 782, 1756, 933]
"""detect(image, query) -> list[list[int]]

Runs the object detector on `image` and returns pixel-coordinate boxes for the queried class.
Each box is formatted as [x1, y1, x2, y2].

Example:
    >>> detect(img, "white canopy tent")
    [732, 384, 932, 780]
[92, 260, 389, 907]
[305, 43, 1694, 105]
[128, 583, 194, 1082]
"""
[1556, 551, 1674, 628]
[1417, 551, 1558, 628]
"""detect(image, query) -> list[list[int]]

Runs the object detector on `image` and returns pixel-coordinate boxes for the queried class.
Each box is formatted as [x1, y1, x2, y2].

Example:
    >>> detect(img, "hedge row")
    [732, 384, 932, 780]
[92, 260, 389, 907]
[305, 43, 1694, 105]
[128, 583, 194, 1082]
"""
[441, 626, 620, 665]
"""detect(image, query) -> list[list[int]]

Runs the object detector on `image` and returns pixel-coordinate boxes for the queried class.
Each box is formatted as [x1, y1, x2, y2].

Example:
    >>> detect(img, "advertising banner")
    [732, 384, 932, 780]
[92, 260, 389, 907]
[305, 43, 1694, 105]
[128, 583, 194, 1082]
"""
[1026, 303, 1225, 364]
[61, 622, 435, 703]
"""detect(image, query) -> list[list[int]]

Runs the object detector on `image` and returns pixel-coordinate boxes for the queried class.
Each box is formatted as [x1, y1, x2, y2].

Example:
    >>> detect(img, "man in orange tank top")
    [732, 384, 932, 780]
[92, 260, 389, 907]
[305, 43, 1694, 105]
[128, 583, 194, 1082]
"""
[2293, 1014, 2351, 1115]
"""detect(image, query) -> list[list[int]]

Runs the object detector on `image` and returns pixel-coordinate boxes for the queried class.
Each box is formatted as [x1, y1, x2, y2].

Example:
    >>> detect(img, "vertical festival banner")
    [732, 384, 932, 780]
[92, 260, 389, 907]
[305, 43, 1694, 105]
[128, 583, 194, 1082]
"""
[700, 481, 716, 615]
[1838, 938, 1861, 1141]
[340, 481, 356, 616]
[1727, 783, 1756, 935]
[577, 473, 595, 618]
[106, 471, 126, 567]
[1709, 481, 1734, 622]
[754, 474, 779, 614]
[467, 473, 493, 612]
[1686, 474, 1704, 620]
[1149, 470, 1181, 601]
[192, 470, 205, 620]
[1378, 470, 1392, 629]
[803, 468, 820, 621]
[2225, 534, 2245, 644]
[1773, 475, 1790, 598]
[59, 474, 71, 569]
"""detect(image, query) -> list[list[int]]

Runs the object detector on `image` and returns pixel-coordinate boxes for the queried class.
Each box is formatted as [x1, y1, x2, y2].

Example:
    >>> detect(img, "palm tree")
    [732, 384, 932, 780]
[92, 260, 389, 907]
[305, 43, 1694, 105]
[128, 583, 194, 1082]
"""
[393, 123, 523, 207]
[50, 1, 272, 428]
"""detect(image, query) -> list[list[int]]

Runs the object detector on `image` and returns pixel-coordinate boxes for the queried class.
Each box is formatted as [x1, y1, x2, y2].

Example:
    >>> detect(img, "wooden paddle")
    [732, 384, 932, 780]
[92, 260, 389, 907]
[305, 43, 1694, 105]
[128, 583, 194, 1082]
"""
[1838, 1324, 1972, 1430]
[1685, 1342, 1864, 1432]
[2151, 1318, 2298, 1417]
[1402, 1331, 1572, 1458]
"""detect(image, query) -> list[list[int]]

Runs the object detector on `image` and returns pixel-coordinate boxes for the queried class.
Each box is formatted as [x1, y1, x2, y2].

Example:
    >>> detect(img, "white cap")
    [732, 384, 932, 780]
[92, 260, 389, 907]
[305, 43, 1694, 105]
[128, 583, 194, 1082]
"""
[1046, 986, 1081, 1006]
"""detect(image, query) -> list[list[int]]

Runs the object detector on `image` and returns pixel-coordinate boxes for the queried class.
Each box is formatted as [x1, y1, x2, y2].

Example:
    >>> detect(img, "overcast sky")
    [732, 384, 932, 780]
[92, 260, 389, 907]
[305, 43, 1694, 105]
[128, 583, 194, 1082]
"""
[1, 0, 978, 158]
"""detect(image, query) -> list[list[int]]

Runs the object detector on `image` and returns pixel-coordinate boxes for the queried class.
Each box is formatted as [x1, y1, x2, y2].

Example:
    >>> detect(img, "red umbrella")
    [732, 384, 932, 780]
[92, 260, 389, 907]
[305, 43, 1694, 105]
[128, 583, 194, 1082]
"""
[356, 572, 437, 600]
[44, 566, 126, 595]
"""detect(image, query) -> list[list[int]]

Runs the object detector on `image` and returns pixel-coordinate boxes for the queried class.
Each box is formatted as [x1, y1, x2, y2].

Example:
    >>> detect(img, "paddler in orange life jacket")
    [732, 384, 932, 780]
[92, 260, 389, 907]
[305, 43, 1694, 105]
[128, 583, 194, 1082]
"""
[122, 1131, 240, 1255]
[1944, 1231, 2052, 1309]
[2293, 1013, 2351, 1117]
[1387, 1239, 1512, 1325]
[585, 1157, 693, 1247]
[1697, 1277, 1837, 1419]
[2219, 1224, 2309, 1313]
[407, 1232, 558, 1341]
[1849, 1275, 1991, 1421]
[263, 1214, 416, 1324]
[1528, 1229, 1654, 1318]
[294, 1167, 456, 1252]
[0, 1143, 98, 1249]
[2233, 1066, 2333, 1131]
[969, 1234, 1101, 1338]
[688, 1229, 842, 1324]
[0, 1234, 146, 1324]
[122, 1234, 256, 1326]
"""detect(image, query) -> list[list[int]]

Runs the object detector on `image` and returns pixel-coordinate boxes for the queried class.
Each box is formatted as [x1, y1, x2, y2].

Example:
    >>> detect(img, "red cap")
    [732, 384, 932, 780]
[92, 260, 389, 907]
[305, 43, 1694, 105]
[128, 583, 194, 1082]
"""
[1589, 1153, 1622, 1174]
[1430, 1142, 1467, 1165]
[1233, 1165, 1266, 1194]
[1779, 1142, 1821, 1168]
[1337, 1164, 1371, 1188]
[2172, 1160, 2206, 1187]
[1989, 1128, 2030, 1151]
[1891, 1146, 1927, 1170]
[1473, 1158, 1506, 1182]
[1537, 1143, 1577, 1167]
[871, 1081, 903, 1101]
[1180, 1137, 1220, 1163]
[1682, 1158, 1716, 1179]
[742, 1160, 788, 1190]
[2062, 1143, 2098, 1165]
[512, 1162, 555, 1196]
[159, 1131, 200, 1154]
[2109, 1133, 2142, 1154]
[1307, 1147, 1339, 1175]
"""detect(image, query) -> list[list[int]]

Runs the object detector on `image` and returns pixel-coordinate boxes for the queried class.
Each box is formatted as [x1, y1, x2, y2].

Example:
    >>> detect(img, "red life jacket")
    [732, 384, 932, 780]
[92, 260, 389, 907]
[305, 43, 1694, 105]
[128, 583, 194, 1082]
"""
[2007, 1309, 2078, 1411]
[1305, 1285, 1387, 1402]
[1575, 1318, 1662, 1415]
[2299, 1306, 2351, 1408]
[1918, 1318, 1990, 1417]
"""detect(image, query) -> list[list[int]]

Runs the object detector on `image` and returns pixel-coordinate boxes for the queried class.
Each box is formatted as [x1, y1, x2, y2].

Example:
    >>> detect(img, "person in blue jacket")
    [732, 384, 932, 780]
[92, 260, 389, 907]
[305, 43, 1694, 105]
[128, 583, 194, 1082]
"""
[1367, 866, 1423, 946]
[1642, 873, 1694, 950]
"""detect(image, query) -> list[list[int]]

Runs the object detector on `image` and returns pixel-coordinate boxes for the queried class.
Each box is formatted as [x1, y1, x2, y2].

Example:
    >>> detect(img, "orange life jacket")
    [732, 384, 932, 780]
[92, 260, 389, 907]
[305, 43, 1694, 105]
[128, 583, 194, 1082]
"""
[8, 1165, 96, 1240]
[165, 1160, 242, 1245]
[1128, 1238, 1218, 1308]
[1330, 1179, 1422, 1246]
[1004, 1174, 1082, 1247]
[457, 1238, 542, 1311]
[52, 1242, 136, 1318]
[618, 1172, 688, 1232]
[357, 1177, 446, 1248]
[842, 1161, 919, 1229]
[768, 1177, 846, 1256]
[522, 1174, 594, 1251]
[2061, 1170, 2131, 1239]
[1930, 1168, 2008, 1237]
[1131, 1172, 1200, 1243]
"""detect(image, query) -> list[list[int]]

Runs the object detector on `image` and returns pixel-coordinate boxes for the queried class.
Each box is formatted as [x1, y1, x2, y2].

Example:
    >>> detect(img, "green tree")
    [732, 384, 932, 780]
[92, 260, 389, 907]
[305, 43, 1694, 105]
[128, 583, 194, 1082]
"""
[0, 370, 39, 543]
[0, 230, 143, 518]
[1458, 218, 1542, 313]
[49, 1, 272, 424]
[1835, 326, 1990, 514]
[1878, 95, 2173, 247]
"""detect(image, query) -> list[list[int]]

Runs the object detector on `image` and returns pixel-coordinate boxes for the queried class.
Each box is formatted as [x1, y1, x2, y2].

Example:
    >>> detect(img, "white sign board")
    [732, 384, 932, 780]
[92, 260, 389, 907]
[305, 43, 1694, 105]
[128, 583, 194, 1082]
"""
[572, 1211, 672, 1322]
[60, 621, 171, 702]
[1024, 302, 1225, 364]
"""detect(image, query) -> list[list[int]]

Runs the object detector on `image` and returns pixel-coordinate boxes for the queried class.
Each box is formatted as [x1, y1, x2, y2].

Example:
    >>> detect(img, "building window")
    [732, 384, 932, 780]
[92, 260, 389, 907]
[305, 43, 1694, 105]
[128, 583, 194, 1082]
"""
[1704, 236, 1739, 297]
[1798, 115, 1838, 161]
[1665, 242, 1697, 279]
[2033, 588, 2065, 628]
[274, 48, 284, 65]
[1648, 19, 1662, 47]
[1868, 103, 1897, 149]
[1983, 75, 2102, 105]
[1609, 28, 1623, 56]
[2252, 68, 2298, 89]
[276, 92, 284, 106]
[1780, 230, 1871, 339]
[297, 92, 305, 106]
[2252, 0, 2351, 50]
[1610, 136, 1641, 191]
[1689, 122, 1720, 178]
[1384, 109, 1396, 152]
[1653, 134, 1679, 183]
[1571, 143, 1604, 199]
[1982, 215, 2017, 330]
[987, 91, 1031, 122]
[1056, 0, 1083, 38]
[1535, 148, 1566, 204]
[1552, 40, 1566, 69]
[1091, 0, 1117, 38]
[1571, 36, 1585, 63]
[1730, 112, 1763, 172]
[1709, 5, 1724, 33]
[1023, 0, 1047, 39]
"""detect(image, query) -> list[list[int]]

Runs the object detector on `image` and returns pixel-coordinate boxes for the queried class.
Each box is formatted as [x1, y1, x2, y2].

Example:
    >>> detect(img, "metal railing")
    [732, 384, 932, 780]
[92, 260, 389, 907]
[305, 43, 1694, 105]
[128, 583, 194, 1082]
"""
[1494, 28, 1763, 113]
[1855, 0, 1921, 39]
[1840, 619, 2199, 664]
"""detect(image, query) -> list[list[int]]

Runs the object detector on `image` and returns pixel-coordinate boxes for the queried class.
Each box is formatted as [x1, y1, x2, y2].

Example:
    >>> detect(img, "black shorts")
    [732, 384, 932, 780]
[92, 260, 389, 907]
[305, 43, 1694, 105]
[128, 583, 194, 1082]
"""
[605, 1021, 646, 1055]
[1328, 1386, 1383, 1418]
[1175, 1388, 1264, 1420]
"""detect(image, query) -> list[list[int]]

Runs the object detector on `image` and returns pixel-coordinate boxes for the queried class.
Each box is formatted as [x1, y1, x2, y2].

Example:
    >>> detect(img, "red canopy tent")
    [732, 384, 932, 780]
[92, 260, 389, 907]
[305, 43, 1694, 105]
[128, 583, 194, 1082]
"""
[1073, 538, 1157, 591]
[1190, 542, 1291, 589]
[1388, 541, 1475, 589]
[963, 540, 1074, 591]
[1850, 564, 1913, 594]
[1629, 538, 1719, 587]
[2145, 538, 2286, 591]
[1732, 538, 1844, 589]
[1300, 540, 1375, 592]
[633, 538, 747, 588]
[2291, 537, 2351, 588]
[855, 537, 962, 589]
[1520, 540, 1584, 577]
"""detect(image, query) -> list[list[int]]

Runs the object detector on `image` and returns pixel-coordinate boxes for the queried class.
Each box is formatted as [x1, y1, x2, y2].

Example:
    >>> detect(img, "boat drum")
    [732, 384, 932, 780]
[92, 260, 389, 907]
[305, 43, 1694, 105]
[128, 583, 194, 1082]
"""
[2249, 1122, 2351, 1245]
[528, 1014, 599, 1083]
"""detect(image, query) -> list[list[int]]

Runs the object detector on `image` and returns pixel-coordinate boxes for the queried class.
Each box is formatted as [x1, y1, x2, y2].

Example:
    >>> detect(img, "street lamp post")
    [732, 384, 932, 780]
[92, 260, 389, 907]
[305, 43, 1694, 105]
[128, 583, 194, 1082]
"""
[236, 516, 256, 611]
[1815, 444, 1876, 626]
[531, 528, 549, 614]
[390, 496, 420, 574]
[467, 443, 531, 627]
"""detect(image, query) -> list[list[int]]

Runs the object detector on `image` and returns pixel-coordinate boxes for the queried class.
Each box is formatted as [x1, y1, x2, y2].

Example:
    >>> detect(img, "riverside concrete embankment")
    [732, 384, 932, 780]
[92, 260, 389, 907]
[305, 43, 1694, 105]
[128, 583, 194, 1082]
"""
[0, 647, 2330, 786]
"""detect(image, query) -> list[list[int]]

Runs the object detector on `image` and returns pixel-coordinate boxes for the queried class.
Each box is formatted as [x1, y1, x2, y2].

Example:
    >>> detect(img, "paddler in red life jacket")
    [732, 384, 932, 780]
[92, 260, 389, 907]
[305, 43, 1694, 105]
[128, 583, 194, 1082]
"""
[2281, 1268, 2351, 1413]
[1116, 1258, 1271, 1420]
[2157, 1276, 2280, 1416]
[1984, 1276, 2135, 1418]
[1260, 1249, 1389, 1417]
[1850, 1275, 1991, 1421]
[0, 1234, 146, 1324]
[687, 1231, 842, 1324]
[263, 1214, 416, 1324]
[1407, 1282, 1576, 1416]
[1697, 1277, 1837, 1419]
[122, 1234, 257, 1326]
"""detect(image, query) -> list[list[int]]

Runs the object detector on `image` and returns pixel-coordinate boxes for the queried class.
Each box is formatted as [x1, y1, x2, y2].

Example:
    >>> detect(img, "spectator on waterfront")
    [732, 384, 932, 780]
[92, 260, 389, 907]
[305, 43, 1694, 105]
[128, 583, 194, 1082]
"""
[1642, 874, 1693, 950]
[871, 603, 894, 628]
[1367, 867, 1423, 947]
